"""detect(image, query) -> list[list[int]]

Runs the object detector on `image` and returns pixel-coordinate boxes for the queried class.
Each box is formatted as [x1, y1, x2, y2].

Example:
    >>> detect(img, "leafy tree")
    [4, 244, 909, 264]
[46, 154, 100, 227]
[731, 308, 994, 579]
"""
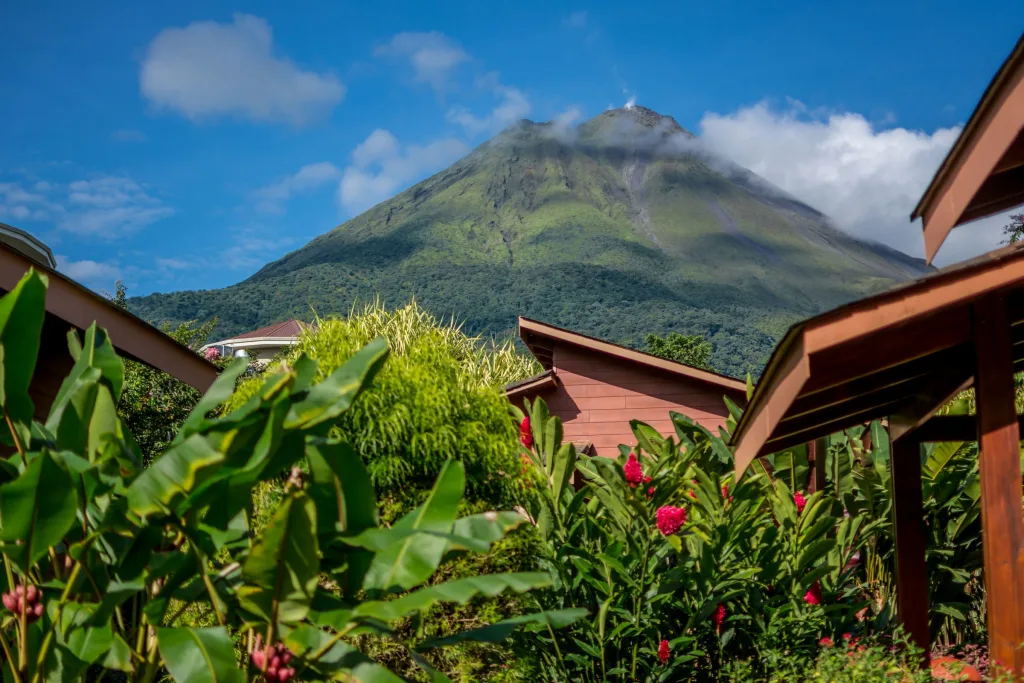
[1003, 213, 1024, 245]
[108, 280, 223, 461]
[644, 331, 714, 370]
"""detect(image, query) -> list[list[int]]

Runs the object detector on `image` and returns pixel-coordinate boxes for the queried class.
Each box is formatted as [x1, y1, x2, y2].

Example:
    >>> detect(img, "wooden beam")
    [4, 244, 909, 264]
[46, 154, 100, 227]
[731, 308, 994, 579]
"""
[911, 415, 977, 443]
[890, 433, 930, 664]
[973, 295, 1024, 675]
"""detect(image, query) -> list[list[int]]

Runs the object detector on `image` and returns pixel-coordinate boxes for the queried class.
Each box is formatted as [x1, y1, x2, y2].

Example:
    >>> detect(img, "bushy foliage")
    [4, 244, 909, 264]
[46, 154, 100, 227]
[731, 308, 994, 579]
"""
[643, 331, 714, 369]
[227, 299, 540, 512]
[722, 635, 931, 683]
[109, 281, 263, 462]
[512, 399, 882, 682]
[0, 270, 576, 682]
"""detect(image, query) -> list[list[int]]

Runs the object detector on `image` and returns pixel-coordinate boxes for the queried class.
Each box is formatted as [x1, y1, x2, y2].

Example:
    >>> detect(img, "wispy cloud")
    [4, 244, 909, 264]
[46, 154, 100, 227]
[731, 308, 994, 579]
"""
[375, 31, 469, 95]
[255, 162, 342, 214]
[140, 14, 344, 125]
[446, 74, 531, 136]
[223, 233, 295, 270]
[339, 129, 468, 214]
[0, 176, 172, 239]
[61, 177, 173, 237]
[111, 129, 148, 142]
[563, 11, 589, 28]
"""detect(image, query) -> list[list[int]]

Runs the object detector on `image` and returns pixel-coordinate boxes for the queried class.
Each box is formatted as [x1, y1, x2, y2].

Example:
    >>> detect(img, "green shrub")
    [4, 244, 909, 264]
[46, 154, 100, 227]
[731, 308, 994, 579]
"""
[223, 300, 545, 681]
[0, 270, 579, 682]
[227, 300, 539, 514]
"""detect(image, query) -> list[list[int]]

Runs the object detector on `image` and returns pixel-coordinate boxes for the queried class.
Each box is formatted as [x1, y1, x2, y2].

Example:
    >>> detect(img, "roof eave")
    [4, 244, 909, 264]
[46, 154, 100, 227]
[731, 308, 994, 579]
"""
[1, 245, 218, 392]
[518, 317, 747, 395]
[912, 33, 1024, 263]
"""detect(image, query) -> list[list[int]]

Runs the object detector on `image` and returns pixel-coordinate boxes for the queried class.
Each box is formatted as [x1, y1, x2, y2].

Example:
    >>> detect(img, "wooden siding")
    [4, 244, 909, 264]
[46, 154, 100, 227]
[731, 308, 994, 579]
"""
[545, 344, 738, 457]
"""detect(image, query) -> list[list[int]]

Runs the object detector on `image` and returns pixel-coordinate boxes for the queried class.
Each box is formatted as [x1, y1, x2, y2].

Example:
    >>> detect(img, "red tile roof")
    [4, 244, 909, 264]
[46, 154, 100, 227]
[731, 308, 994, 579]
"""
[232, 319, 305, 340]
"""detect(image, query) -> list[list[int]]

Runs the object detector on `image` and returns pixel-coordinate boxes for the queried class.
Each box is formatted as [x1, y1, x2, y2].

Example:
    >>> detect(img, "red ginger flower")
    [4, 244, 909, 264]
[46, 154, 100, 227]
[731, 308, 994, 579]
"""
[713, 604, 726, 631]
[519, 416, 533, 448]
[819, 636, 834, 647]
[658, 639, 670, 665]
[656, 505, 687, 536]
[624, 452, 643, 487]
[804, 581, 822, 605]
[794, 491, 807, 514]
[2, 584, 43, 623]
[647, 486, 656, 498]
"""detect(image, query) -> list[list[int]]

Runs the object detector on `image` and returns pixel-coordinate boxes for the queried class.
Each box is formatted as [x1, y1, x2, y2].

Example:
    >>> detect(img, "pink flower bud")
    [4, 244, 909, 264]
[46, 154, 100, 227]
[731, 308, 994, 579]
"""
[624, 452, 643, 487]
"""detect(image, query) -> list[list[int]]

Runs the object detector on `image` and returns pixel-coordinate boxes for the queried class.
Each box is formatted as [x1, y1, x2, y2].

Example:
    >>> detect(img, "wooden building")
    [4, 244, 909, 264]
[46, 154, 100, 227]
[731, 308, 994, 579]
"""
[506, 318, 747, 456]
[1, 228, 218, 420]
[730, 32, 1024, 675]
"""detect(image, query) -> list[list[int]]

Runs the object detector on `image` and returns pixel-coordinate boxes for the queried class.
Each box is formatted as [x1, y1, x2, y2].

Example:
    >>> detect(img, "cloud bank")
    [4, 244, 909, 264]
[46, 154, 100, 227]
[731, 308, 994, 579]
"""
[696, 100, 1007, 265]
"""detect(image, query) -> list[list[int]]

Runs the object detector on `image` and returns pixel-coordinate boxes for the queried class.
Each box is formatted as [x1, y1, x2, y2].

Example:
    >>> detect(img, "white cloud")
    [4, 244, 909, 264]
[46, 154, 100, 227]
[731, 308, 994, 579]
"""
[111, 129, 148, 142]
[140, 14, 344, 125]
[446, 81, 531, 136]
[375, 31, 469, 94]
[339, 129, 469, 213]
[697, 100, 1007, 265]
[255, 162, 342, 213]
[55, 254, 121, 289]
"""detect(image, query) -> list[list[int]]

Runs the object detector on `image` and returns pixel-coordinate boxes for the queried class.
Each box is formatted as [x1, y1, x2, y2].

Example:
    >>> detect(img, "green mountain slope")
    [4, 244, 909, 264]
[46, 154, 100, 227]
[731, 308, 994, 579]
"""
[131, 106, 930, 376]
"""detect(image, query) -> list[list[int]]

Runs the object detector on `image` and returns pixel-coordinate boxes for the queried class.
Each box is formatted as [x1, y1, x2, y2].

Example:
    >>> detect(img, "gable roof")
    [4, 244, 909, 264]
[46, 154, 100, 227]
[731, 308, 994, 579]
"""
[232, 319, 305, 340]
[503, 369, 558, 401]
[911, 32, 1024, 263]
[728, 241, 1024, 476]
[1, 241, 218, 392]
[517, 317, 747, 396]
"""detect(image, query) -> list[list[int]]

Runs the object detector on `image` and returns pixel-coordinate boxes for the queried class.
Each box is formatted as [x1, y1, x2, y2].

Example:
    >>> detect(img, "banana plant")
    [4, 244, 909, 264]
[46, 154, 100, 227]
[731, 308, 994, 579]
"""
[0, 270, 583, 683]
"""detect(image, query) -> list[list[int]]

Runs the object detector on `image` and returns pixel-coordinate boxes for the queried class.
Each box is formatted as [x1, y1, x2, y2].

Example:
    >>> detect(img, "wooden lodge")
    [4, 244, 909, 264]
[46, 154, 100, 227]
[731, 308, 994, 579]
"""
[505, 317, 748, 456]
[731, 32, 1024, 675]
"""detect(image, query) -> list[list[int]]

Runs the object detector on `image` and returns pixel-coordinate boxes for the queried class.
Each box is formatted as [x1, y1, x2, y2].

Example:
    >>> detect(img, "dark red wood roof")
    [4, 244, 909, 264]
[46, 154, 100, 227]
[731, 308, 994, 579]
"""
[729, 241, 1024, 476]
[232, 319, 305, 340]
[517, 317, 747, 397]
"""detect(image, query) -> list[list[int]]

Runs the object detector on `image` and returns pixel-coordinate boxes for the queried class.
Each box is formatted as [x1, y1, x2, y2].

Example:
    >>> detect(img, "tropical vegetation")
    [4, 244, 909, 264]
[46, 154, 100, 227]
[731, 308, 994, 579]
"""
[0, 270, 579, 682]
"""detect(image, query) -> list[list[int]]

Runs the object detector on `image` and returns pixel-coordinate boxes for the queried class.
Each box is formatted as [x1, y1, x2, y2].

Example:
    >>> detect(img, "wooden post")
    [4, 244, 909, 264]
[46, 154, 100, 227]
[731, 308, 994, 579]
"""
[890, 433, 930, 663]
[807, 437, 827, 494]
[974, 295, 1024, 676]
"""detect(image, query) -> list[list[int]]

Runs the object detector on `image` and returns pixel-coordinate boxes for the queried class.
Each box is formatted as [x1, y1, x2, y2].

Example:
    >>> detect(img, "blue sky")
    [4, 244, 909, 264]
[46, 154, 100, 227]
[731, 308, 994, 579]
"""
[1, 1, 1022, 295]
